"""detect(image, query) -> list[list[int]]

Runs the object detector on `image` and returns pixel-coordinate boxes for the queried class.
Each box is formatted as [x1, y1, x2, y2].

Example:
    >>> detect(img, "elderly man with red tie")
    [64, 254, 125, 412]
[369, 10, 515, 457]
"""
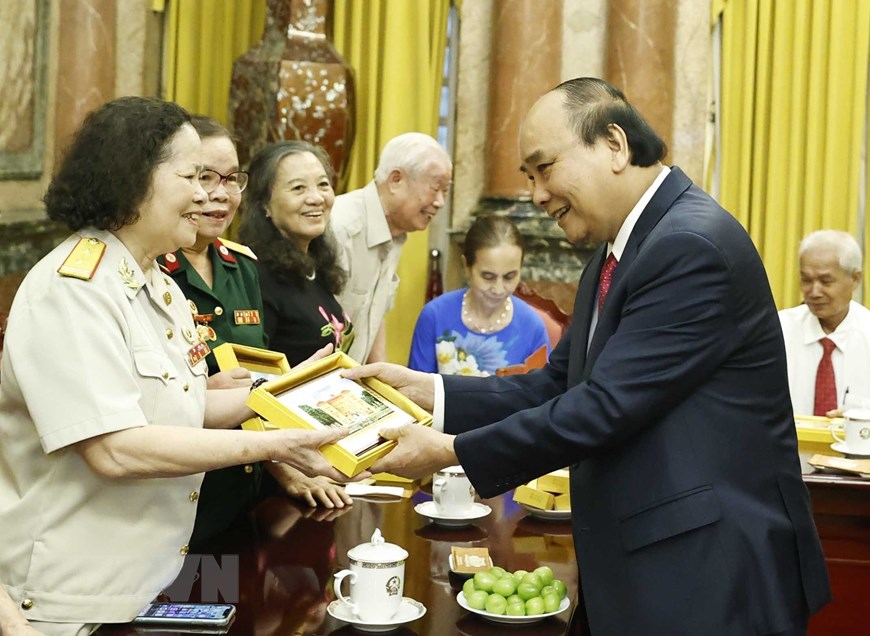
[779, 229, 870, 416]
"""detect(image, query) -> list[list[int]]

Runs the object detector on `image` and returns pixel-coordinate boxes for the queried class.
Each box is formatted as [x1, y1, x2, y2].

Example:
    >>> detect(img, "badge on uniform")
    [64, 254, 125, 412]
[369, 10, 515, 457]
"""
[187, 341, 211, 367]
[234, 309, 261, 325]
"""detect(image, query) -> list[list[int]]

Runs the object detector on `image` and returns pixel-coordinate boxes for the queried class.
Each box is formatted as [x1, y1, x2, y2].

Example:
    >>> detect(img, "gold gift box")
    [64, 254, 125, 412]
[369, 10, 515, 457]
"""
[214, 343, 292, 432]
[213, 342, 291, 376]
[246, 351, 432, 477]
[795, 415, 842, 457]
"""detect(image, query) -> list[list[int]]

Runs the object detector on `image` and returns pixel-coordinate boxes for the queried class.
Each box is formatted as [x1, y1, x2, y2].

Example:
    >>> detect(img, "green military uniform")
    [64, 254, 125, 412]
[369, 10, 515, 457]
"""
[158, 238, 266, 548]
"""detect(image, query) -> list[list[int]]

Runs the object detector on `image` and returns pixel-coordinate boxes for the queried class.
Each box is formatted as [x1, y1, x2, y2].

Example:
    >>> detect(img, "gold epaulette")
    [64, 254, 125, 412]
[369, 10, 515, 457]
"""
[218, 238, 257, 260]
[57, 238, 106, 280]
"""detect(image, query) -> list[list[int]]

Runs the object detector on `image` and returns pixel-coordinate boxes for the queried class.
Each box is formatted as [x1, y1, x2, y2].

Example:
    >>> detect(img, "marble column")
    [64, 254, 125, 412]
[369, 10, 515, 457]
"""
[54, 0, 116, 162]
[485, 0, 562, 198]
[604, 0, 676, 156]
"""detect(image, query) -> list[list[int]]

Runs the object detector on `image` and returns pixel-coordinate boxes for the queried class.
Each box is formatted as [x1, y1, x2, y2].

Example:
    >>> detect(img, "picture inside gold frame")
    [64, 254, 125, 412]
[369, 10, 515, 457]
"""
[272, 368, 415, 456]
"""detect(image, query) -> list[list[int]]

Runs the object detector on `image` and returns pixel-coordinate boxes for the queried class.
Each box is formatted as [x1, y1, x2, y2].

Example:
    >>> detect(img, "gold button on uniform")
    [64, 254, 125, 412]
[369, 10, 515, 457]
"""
[189, 491, 199, 502]
[180, 545, 189, 555]
[163, 292, 172, 305]
[244, 464, 254, 474]
[183, 383, 190, 392]
[214, 306, 224, 316]
[166, 328, 174, 340]
[21, 599, 33, 610]
[162, 371, 170, 380]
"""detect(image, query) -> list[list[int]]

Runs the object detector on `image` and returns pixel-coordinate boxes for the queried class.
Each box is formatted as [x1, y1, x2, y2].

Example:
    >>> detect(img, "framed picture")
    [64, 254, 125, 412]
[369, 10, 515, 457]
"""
[247, 351, 432, 477]
[213, 342, 291, 383]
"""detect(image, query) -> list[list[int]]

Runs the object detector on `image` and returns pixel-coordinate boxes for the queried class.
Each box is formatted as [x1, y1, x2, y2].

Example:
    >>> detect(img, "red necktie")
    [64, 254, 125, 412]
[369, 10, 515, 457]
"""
[598, 253, 618, 313]
[813, 337, 838, 416]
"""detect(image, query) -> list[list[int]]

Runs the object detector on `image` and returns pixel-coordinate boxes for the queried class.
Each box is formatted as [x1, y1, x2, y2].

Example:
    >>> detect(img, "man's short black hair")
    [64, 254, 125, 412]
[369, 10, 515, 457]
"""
[553, 78, 667, 167]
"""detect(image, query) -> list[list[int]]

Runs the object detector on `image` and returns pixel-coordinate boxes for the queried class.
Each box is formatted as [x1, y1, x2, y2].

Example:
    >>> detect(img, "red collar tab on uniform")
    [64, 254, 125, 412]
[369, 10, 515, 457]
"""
[214, 239, 237, 264]
[162, 251, 182, 273]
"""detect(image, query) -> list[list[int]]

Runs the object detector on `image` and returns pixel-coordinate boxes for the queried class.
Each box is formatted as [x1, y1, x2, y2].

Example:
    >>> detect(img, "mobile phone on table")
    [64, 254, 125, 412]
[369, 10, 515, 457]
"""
[132, 602, 236, 628]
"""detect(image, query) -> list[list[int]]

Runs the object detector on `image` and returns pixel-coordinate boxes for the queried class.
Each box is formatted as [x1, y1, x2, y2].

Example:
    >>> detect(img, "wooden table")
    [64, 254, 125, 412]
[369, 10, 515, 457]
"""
[97, 472, 869, 635]
[100, 488, 580, 636]
[804, 473, 870, 636]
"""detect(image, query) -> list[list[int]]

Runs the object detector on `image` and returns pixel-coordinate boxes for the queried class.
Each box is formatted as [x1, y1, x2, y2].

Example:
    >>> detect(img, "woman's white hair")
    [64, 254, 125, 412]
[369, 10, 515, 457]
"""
[799, 230, 863, 274]
[373, 132, 451, 183]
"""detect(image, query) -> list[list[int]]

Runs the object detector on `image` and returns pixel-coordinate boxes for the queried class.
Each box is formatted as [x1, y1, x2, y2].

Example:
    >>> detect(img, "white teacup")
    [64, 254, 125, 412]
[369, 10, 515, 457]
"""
[333, 529, 408, 622]
[831, 409, 870, 455]
[432, 465, 475, 516]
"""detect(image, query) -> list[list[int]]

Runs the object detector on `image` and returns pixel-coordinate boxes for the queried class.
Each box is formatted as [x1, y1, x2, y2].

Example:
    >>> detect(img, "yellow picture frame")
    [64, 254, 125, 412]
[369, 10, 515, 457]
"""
[213, 342, 291, 377]
[214, 343, 292, 432]
[247, 351, 432, 477]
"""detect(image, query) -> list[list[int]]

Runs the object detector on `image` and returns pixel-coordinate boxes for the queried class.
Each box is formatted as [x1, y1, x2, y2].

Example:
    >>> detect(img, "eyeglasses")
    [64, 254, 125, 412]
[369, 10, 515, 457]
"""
[200, 169, 249, 194]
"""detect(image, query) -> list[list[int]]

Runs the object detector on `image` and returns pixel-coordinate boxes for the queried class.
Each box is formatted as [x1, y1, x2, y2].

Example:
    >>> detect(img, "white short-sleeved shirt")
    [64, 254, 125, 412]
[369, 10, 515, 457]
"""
[0, 229, 208, 625]
[331, 181, 406, 363]
[778, 300, 870, 414]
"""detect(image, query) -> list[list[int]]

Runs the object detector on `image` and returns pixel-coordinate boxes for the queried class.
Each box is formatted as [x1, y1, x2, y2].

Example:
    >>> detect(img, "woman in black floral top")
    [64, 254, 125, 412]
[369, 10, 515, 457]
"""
[240, 141, 354, 365]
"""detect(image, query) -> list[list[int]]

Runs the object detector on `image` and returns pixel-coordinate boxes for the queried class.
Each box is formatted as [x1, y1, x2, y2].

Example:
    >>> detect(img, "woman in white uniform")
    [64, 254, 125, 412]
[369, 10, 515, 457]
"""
[0, 97, 349, 635]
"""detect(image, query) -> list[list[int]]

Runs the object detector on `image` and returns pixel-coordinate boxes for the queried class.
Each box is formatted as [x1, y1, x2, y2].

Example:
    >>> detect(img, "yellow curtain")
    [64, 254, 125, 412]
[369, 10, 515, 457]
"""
[160, 0, 266, 124]
[332, 0, 451, 364]
[714, 0, 870, 307]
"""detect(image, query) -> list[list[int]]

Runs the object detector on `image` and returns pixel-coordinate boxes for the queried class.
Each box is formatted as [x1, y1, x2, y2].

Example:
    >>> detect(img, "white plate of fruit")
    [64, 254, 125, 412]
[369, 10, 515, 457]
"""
[456, 565, 569, 624]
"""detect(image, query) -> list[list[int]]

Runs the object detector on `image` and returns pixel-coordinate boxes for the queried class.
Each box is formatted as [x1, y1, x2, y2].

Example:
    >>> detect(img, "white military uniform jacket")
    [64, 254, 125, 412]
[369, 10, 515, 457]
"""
[331, 181, 406, 363]
[0, 229, 207, 627]
[778, 300, 870, 414]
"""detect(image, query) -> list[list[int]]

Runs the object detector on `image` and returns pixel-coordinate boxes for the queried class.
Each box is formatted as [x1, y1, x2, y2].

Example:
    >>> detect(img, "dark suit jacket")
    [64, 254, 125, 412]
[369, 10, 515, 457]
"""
[445, 168, 830, 635]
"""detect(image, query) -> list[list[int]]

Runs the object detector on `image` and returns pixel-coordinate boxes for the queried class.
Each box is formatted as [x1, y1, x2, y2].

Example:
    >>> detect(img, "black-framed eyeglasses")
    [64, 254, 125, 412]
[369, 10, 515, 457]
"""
[200, 169, 249, 194]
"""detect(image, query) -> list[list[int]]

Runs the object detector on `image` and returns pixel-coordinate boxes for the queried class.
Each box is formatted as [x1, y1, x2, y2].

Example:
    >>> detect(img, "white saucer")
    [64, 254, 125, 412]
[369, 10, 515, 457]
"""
[327, 597, 426, 632]
[830, 442, 870, 458]
[414, 501, 492, 527]
[456, 591, 570, 624]
[519, 503, 572, 522]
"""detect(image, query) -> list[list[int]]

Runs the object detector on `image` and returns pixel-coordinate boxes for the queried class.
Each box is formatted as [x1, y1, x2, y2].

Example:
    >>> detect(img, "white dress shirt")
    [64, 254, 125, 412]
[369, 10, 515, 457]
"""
[779, 300, 870, 415]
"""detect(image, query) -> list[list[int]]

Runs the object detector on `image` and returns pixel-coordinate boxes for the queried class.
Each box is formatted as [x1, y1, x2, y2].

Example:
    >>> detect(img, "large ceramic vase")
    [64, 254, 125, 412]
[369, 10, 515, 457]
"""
[229, 0, 355, 186]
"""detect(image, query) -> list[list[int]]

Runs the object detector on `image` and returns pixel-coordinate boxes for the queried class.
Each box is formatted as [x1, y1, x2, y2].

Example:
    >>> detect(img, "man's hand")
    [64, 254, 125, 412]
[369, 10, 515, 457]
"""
[207, 368, 252, 390]
[825, 408, 845, 418]
[266, 462, 353, 508]
[341, 363, 436, 412]
[369, 425, 458, 480]
[270, 427, 369, 483]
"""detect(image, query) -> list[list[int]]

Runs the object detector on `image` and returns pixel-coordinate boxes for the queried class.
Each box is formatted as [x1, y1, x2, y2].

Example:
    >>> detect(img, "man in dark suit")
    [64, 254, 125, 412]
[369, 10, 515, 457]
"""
[348, 78, 830, 635]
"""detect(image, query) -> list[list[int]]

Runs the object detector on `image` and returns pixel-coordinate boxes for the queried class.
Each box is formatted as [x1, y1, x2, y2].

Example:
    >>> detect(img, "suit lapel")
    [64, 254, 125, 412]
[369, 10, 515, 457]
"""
[567, 245, 605, 385]
[582, 167, 694, 376]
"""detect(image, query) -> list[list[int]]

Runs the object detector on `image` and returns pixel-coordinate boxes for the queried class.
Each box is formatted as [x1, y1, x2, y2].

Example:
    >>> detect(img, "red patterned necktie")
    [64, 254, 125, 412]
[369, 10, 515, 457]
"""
[597, 253, 618, 313]
[813, 337, 838, 416]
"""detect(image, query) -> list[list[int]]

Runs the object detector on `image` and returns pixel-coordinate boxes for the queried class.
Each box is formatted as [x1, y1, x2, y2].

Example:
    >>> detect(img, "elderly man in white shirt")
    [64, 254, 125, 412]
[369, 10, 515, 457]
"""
[779, 230, 870, 416]
[330, 133, 452, 364]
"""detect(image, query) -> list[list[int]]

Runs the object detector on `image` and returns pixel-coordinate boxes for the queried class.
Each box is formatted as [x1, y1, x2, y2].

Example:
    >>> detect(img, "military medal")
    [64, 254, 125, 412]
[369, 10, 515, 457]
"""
[197, 324, 217, 342]
[187, 341, 210, 367]
[182, 326, 197, 344]
[234, 309, 261, 325]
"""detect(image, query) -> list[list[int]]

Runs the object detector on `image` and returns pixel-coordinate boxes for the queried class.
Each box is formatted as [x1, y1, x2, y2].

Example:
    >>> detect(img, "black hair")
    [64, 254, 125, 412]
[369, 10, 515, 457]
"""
[44, 96, 191, 231]
[553, 77, 667, 166]
[239, 141, 345, 294]
[463, 215, 525, 267]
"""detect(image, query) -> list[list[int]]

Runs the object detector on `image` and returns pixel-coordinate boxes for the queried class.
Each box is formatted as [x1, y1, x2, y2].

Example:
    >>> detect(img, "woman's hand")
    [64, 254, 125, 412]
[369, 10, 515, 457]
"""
[207, 368, 252, 390]
[270, 428, 368, 483]
[341, 363, 436, 412]
[266, 463, 353, 508]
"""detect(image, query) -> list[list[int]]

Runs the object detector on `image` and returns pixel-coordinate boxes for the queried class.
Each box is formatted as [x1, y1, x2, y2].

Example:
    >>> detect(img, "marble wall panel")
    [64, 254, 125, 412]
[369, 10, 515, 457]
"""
[0, 0, 49, 179]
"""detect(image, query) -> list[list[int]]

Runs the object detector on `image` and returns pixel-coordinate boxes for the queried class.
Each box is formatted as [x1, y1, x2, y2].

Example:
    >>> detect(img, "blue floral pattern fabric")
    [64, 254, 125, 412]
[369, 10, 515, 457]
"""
[409, 289, 549, 376]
